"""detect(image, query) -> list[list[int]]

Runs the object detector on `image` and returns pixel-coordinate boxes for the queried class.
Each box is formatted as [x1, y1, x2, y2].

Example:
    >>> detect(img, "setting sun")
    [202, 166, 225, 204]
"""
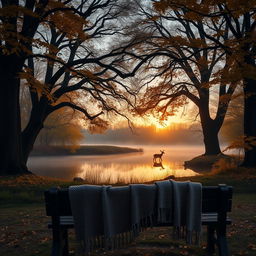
[134, 113, 186, 132]
[151, 117, 170, 131]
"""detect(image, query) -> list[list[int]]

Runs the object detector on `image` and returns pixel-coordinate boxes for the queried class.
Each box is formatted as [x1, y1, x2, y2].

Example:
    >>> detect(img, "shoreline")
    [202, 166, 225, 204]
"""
[30, 145, 143, 156]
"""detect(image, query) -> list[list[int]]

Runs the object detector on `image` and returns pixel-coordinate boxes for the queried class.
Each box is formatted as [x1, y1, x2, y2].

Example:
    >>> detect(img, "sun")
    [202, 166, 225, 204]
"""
[146, 116, 172, 131]
[133, 112, 186, 131]
[153, 119, 169, 130]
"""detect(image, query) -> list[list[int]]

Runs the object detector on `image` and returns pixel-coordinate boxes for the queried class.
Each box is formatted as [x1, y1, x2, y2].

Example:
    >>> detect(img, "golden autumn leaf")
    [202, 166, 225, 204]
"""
[88, 118, 109, 134]
[19, 69, 53, 101]
[224, 136, 256, 151]
[47, 3, 88, 40]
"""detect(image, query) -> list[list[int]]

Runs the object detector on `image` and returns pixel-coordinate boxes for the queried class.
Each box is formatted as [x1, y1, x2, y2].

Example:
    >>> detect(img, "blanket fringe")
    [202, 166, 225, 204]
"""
[173, 226, 201, 245]
[78, 230, 138, 254]
[78, 213, 155, 253]
[78, 215, 200, 253]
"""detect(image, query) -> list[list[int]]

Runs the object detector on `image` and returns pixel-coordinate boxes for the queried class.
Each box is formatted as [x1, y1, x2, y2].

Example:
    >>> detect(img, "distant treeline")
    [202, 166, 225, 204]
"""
[31, 145, 143, 156]
[83, 124, 203, 145]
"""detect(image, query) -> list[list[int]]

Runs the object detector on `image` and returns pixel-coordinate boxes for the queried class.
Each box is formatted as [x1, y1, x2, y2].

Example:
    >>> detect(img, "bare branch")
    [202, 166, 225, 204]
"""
[47, 102, 103, 120]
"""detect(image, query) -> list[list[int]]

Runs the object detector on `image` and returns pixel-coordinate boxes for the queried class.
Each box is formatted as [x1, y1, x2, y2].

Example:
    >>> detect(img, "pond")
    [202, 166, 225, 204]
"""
[28, 145, 204, 184]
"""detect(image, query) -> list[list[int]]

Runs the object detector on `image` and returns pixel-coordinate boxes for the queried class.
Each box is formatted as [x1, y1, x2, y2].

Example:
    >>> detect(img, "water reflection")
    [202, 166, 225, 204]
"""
[153, 161, 165, 169]
[77, 161, 198, 184]
[28, 145, 203, 183]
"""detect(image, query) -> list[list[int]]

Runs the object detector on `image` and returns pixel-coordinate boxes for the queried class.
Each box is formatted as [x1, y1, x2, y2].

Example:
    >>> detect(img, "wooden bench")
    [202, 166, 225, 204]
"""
[44, 184, 233, 256]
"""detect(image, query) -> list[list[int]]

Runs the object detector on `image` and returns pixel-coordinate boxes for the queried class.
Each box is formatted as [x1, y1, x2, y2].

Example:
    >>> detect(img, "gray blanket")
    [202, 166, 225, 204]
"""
[155, 180, 202, 244]
[69, 180, 202, 252]
[69, 184, 156, 252]
[172, 180, 202, 243]
[69, 185, 104, 252]
[130, 184, 156, 235]
[155, 180, 174, 222]
[101, 185, 131, 249]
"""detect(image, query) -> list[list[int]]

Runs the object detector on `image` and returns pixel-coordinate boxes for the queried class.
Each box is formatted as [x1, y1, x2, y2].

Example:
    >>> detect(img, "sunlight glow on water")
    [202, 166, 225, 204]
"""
[28, 145, 203, 183]
[77, 161, 198, 184]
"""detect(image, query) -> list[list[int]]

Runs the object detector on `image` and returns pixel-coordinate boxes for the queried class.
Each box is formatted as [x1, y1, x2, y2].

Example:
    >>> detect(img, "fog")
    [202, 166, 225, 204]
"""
[28, 145, 204, 183]
[82, 125, 203, 146]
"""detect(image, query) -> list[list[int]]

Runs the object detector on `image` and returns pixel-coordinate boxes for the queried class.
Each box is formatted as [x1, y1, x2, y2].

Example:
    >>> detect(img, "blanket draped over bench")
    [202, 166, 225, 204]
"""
[69, 180, 202, 252]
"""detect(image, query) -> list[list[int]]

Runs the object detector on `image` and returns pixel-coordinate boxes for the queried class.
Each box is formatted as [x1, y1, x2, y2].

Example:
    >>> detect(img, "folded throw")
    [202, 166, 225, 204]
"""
[186, 181, 202, 244]
[69, 185, 104, 252]
[172, 180, 202, 244]
[155, 180, 174, 223]
[130, 184, 156, 235]
[102, 185, 132, 249]
[69, 180, 202, 252]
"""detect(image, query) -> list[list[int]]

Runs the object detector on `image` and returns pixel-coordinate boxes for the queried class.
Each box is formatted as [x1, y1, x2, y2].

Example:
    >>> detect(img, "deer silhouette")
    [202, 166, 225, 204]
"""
[153, 150, 165, 163]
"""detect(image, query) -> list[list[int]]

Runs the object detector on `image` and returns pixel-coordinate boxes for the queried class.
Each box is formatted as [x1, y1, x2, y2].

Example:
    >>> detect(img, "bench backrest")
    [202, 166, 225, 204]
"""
[44, 184, 233, 217]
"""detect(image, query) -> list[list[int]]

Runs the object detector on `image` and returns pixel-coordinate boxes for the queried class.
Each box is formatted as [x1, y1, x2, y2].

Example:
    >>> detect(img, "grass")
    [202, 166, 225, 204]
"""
[0, 170, 256, 256]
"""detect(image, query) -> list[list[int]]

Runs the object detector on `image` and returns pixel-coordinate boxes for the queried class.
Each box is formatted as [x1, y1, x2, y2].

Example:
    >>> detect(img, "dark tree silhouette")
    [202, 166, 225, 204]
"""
[0, 0, 150, 175]
[152, 1, 256, 166]
[133, 2, 236, 155]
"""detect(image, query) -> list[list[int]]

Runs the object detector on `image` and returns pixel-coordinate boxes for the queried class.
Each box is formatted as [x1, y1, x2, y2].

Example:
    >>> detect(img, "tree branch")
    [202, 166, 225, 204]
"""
[47, 102, 103, 120]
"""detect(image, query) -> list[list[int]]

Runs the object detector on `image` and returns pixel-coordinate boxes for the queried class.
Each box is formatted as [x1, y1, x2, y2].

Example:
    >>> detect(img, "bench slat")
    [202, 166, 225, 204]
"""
[47, 213, 232, 229]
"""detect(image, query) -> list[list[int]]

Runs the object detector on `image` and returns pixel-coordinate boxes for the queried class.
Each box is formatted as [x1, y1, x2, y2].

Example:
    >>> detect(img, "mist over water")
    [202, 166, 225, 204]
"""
[28, 145, 204, 183]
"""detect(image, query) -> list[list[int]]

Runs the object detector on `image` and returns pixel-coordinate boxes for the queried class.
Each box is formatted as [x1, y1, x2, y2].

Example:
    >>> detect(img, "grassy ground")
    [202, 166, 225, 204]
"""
[0, 171, 256, 256]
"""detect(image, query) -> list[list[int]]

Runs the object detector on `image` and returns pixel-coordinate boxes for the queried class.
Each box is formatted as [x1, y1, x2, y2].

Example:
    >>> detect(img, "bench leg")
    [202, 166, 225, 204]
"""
[51, 228, 69, 256]
[62, 229, 69, 256]
[207, 225, 216, 254]
[216, 222, 229, 256]
[216, 232, 229, 256]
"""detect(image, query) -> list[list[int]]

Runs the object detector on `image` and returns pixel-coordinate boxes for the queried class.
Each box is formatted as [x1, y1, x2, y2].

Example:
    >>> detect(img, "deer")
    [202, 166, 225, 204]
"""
[153, 150, 165, 163]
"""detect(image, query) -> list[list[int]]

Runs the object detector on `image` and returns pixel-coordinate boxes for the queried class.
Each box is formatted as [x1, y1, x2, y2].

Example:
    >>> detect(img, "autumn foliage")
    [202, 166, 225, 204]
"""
[132, 0, 256, 165]
[0, 0, 140, 174]
[1, 0, 256, 175]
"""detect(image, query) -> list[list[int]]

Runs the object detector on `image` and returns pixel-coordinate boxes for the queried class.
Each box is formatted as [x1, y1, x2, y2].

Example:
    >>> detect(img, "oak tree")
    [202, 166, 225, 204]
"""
[152, 0, 256, 166]
[134, 1, 236, 155]
[0, 0, 143, 175]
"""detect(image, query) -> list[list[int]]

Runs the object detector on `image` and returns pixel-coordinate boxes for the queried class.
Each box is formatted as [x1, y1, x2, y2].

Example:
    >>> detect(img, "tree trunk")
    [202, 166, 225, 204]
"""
[22, 100, 48, 164]
[0, 55, 28, 175]
[202, 124, 221, 155]
[22, 119, 43, 165]
[241, 78, 256, 167]
[200, 109, 222, 155]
